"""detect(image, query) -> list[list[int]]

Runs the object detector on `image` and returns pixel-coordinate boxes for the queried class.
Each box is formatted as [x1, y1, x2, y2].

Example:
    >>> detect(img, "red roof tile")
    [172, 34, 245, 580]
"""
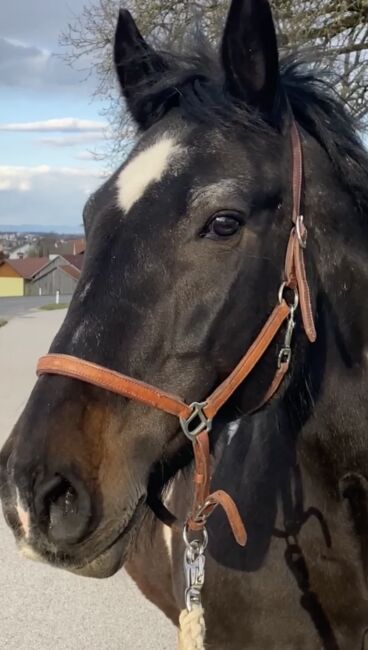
[7, 257, 50, 279]
[61, 254, 84, 271]
[60, 265, 80, 280]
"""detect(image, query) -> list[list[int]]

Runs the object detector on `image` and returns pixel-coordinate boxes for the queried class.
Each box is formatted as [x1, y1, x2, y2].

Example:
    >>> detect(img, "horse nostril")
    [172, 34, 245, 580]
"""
[35, 473, 91, 545]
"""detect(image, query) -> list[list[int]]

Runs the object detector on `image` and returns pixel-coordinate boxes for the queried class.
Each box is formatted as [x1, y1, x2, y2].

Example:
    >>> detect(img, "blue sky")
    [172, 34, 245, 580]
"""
[0, 0, 113, 231]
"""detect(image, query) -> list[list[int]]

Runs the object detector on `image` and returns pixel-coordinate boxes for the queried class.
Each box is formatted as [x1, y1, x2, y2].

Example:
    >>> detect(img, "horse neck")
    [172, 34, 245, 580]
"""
[285, 134, 368, 487]
[304, 132, 368, 354]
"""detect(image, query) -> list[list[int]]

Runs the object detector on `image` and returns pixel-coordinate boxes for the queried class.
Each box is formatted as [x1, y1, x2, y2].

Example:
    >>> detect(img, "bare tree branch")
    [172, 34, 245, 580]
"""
[60, 0, 368, 159]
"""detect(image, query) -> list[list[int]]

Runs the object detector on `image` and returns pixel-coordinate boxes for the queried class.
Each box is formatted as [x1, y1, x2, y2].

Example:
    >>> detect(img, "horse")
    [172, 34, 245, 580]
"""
[2, 0, 368, 646]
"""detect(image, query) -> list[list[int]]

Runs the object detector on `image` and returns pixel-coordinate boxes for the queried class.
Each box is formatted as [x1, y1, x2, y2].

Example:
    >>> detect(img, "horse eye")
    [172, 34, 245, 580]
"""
[202, 213, 242, 239]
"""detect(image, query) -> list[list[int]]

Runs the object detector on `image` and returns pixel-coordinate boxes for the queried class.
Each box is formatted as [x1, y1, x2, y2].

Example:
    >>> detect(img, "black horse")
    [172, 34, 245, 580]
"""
[1, 0, 368, 647]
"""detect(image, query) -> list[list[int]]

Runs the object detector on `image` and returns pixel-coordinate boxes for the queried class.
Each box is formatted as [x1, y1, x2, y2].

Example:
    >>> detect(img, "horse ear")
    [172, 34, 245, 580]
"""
[221, 0, 280, 116]
[114, 9, 167, 127]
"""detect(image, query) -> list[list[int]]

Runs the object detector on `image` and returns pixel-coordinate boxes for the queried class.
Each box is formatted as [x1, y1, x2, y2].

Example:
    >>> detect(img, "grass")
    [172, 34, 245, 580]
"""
[0, 318, 7, 328]
[39, 303, 69, 311]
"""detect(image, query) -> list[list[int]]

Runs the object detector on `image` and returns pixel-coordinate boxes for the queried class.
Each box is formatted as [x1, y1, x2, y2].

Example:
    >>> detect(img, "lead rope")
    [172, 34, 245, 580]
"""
[178, 608, 206, 650]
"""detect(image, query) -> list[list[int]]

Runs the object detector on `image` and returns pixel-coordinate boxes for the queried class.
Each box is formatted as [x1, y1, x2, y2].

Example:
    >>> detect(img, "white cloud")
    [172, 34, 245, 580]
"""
[0, 0, 87, 51]
[0, 118, 107, 133]
[0, 164, 108, 227]
[0, 37, 96, 94]
[39, 132, 106, 147]
[0, 165, 106, 192]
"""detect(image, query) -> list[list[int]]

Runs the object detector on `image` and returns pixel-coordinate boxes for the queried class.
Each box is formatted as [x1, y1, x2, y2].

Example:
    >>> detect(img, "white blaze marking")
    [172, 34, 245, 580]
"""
[117, 137, 181, 213]
[16, 489, 30, 538]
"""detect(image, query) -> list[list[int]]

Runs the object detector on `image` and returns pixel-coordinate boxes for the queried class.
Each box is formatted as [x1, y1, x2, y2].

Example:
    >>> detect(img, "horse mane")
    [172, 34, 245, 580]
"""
[130, 43, 368, 217]
[280, 59, 368, 218]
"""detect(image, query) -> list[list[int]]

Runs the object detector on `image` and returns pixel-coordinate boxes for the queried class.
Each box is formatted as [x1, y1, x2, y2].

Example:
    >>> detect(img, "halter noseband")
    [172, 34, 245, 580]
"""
[37, 121, 316, 547]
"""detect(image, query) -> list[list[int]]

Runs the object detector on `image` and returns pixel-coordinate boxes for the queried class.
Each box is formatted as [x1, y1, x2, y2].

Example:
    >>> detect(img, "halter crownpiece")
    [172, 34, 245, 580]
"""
[37, 120, 315, 550]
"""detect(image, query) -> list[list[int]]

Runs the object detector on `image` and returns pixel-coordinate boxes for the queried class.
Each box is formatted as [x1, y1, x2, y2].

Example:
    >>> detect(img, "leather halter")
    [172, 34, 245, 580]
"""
[37, 121, 316, 547]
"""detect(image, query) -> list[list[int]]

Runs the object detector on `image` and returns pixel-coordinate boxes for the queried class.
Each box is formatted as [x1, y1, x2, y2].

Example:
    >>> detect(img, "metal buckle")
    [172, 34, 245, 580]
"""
[296, 215, 307, 249]
[278, 346, 292, 368]
[179, 401, 212, 440]
[277, 293, 298, 368]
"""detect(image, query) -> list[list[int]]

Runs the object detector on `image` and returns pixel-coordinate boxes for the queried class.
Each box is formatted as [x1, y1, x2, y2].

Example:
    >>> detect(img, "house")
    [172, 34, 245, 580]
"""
[26, 254, 84, 297]
[9, 243, 35, 259]
[37, 237, 86, 257]
[0, 254, 84, 297]
[69, 239, 86, 255]
[0, 257, 49, 297]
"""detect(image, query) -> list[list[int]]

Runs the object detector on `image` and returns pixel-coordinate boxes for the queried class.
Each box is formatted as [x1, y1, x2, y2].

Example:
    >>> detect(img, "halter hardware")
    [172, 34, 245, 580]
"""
[183, 526, 208, 612]
[278, 282, 299, 311]
[179, 402, 212, 440]
[277, 285, 298, 368]
[278, 306, 297, 368]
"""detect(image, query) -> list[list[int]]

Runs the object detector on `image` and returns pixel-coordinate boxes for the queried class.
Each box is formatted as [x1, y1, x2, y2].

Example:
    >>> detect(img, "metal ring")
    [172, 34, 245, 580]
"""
[290, 288, 299, 312]
[278, 282, 299, 312]
[183, 525, 208, 555]
[278, 281, 286, 304]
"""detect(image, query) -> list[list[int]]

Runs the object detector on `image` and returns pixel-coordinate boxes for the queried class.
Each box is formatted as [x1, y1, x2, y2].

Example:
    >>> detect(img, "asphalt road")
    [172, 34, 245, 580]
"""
[0, 295, 72, 321]
[0, 310, 176, 650]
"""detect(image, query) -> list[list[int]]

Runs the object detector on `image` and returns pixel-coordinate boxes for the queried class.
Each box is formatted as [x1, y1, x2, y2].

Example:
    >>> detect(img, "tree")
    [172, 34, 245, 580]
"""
[61, 0, 368, 156]
[272, 0, 368, 116]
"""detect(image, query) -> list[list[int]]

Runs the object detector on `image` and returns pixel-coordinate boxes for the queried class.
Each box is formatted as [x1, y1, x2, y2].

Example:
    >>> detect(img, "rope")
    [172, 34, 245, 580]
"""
[178, 606, 206, 650]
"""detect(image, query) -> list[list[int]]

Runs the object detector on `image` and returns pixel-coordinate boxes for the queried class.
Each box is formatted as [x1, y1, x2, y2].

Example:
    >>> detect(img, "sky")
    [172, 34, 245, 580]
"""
[0, 0, 113, 231]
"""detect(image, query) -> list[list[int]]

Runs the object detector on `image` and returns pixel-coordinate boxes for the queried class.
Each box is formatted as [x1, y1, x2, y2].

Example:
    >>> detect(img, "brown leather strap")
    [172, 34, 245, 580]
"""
[288, 123, 317, 343]
[186, 428, 247, 546]
[37, 300, 290, 424]
[290, 120, 303, 225]
[284, 227, 297, 289]
[293, 233, 316, 342]
[249, 359, 290, 415]
[191, 430, 211, 518]
[284, 228, 316, 342]
[188, 488, 247, 547]
[37, 354, 192, 420]
[204, 300, 290, 419]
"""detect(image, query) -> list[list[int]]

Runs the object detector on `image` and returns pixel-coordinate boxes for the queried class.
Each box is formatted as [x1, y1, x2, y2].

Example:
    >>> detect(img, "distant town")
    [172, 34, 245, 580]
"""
[0, 230, 85, 298]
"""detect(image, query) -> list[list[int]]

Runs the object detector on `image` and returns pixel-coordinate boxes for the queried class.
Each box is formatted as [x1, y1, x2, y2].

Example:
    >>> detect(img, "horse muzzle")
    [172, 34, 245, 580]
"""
[0, 426, 146, 579]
